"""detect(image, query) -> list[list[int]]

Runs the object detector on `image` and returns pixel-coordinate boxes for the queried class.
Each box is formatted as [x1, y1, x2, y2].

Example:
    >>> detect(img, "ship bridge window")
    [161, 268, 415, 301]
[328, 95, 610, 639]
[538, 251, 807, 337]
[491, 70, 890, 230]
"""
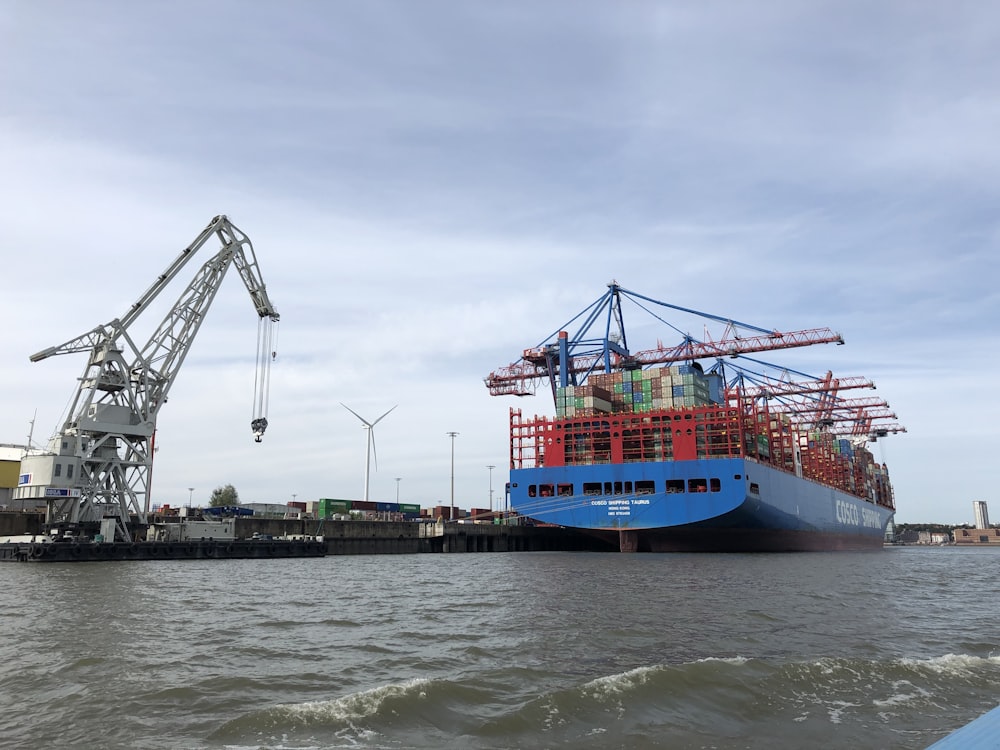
[688, 478, 708, 493]
[666, 479, 684, 493]
[583, 483, 602, 496]
[710, 478, 721, 492]
[636, 480, 655, 494]
[558, 483, 573, 497]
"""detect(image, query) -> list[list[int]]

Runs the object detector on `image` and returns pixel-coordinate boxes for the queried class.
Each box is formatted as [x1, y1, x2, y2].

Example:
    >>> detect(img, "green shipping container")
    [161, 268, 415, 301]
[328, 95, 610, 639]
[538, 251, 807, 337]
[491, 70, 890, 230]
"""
[318, 498, 352, 518]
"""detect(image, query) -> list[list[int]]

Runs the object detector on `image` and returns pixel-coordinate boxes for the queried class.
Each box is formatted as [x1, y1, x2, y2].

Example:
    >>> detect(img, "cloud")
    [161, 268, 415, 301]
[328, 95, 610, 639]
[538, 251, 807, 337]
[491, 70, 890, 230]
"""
[2, 1, 999, 523]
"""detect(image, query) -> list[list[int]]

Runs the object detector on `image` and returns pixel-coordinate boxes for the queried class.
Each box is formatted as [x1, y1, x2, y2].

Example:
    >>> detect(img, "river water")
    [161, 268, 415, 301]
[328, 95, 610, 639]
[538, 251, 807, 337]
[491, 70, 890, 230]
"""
[1, 546, 998, 749]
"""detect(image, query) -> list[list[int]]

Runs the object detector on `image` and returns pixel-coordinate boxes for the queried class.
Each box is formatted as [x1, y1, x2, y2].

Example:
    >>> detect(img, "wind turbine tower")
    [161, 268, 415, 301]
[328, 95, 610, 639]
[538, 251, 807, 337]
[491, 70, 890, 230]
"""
[341, 403, 397, 503]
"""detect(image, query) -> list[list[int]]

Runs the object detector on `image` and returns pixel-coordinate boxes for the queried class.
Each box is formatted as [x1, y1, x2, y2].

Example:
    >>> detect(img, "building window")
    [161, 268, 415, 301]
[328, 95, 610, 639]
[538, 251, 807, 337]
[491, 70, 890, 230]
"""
[54, 463, 62, 478]
[67, 465, 74, 479]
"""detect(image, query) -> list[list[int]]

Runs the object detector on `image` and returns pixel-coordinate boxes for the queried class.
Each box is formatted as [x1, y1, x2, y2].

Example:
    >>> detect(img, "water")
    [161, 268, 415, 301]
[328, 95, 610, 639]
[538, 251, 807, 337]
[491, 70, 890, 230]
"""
[1, 547, 998, 749]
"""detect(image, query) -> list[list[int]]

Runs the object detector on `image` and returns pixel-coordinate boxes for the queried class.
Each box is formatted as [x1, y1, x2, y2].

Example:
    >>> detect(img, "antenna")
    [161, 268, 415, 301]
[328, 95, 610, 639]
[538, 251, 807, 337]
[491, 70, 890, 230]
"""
[27, 411, 36, 451]
[341, 403, 397, 503]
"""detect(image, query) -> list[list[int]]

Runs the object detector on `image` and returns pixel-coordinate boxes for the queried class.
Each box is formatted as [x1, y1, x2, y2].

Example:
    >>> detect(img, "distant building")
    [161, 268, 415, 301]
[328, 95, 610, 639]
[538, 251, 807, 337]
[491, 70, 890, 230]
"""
[954, 528, 1000, 545]
[896, 529, 920, 544]
[0, 444, 29, 508]
[916, 531, 952, 545]
[974, 500, 990, 530]
[954, 501, 999, 545]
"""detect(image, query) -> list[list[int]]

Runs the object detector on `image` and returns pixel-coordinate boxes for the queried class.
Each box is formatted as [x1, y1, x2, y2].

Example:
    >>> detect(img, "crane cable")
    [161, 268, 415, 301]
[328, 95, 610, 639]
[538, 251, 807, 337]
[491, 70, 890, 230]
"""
[253, 317, 277, 424]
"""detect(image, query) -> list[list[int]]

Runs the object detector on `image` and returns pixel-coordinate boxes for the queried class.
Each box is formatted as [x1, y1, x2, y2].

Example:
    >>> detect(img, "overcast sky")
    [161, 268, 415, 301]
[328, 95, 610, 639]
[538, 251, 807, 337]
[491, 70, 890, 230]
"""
[2, 1, 997, 524]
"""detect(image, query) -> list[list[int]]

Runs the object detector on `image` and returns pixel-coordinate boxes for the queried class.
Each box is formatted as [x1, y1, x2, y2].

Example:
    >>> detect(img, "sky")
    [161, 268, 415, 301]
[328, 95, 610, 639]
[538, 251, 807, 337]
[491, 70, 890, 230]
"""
[1, 1, 997, 524]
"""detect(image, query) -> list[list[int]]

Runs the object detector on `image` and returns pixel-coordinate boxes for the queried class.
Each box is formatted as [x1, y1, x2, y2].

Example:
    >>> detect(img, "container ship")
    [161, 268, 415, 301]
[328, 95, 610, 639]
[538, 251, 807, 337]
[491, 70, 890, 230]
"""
[485, 284, 903, 552]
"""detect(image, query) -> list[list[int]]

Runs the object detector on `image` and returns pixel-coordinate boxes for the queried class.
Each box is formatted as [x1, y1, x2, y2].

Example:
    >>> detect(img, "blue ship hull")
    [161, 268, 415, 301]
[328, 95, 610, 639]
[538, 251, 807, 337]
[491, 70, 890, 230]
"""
[509, 457, 894, 552]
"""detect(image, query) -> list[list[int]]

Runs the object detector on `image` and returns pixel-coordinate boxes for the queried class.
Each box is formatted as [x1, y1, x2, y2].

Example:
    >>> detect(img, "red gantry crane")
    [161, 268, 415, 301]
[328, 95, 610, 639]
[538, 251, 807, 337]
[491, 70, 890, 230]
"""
[485, 282, 905, 443]
[485, 283, 844, 398]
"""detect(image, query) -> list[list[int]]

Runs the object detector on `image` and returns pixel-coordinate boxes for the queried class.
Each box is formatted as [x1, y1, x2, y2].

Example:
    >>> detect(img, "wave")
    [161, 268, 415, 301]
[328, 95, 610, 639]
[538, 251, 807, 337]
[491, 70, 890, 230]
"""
[209, 677, 495, 746]
[207, 654, 1000, 749]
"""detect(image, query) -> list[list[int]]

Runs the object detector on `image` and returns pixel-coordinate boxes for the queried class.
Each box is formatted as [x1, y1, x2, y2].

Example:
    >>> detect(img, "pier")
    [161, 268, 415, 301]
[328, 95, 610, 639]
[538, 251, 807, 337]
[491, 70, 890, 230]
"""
[0, 512, 615, 561]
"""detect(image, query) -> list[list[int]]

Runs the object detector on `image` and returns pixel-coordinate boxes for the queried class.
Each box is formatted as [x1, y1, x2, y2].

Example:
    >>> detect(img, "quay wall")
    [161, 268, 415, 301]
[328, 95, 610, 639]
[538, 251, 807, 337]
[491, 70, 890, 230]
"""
[234, 518, 615, 554]
[0, 512, 614, 554]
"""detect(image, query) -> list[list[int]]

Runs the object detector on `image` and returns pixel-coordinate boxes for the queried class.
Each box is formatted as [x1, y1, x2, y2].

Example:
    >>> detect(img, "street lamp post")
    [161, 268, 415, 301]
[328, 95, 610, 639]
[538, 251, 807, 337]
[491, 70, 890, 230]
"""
[187, 487, 194, 509]
[486, 464, 496, 512]
[446, 431, 459, 521]
[395, 477, 402, 503]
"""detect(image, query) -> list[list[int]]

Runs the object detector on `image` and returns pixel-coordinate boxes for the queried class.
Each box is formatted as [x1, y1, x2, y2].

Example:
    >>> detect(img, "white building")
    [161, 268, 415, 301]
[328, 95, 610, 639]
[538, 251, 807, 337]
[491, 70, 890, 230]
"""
[974, 500, 990, 529]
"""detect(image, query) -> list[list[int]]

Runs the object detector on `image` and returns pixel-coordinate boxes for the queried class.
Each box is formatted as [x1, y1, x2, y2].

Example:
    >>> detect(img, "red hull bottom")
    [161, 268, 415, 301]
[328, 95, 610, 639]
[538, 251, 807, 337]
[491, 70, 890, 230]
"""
[591, 527, 885, 553]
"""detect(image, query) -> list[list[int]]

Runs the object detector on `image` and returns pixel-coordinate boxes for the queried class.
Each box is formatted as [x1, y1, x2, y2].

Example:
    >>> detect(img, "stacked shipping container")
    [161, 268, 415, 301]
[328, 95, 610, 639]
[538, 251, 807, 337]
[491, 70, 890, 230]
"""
[555, 364, 715, 418]
[511, 368, 896, 512]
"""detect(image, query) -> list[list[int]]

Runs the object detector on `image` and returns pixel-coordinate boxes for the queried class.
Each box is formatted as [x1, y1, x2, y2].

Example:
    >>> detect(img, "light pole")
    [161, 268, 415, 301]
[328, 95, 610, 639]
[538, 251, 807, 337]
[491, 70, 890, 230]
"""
[446, 431, 459, 521]
[187, 487, 194, 509]
[395, 477, 402, 503]
[486, 464, 496, 512]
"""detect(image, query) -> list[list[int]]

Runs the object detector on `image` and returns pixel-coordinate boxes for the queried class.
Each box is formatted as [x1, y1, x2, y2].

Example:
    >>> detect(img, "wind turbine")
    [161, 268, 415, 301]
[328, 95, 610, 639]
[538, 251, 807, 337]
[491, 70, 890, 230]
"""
[341, 403, 397, 503]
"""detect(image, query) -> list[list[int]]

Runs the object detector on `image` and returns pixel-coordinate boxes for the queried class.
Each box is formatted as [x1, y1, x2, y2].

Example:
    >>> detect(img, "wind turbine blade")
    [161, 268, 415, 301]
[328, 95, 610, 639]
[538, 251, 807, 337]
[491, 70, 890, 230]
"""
[371, 404, 398, 427]
[340, 402, 372, 427]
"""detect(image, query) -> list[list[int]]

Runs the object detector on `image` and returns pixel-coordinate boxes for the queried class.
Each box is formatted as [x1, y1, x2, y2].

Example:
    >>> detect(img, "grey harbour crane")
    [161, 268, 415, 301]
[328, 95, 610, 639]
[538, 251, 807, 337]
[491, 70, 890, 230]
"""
[14, 216, 279, 542]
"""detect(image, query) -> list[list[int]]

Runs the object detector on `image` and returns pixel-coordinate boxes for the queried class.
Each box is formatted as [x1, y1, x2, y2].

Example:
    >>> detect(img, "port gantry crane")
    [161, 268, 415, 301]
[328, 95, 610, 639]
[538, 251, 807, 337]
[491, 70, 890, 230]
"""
[485, 282, 905, 442]
[723, 366, 906, 440]
[485, 282, 845, 398]
[18, 216, 279, 542]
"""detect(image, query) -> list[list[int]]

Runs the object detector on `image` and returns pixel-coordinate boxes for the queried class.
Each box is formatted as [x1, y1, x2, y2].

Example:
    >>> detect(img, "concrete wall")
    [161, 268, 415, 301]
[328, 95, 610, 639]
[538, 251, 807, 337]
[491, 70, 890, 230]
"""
[1, 511, 615, 554]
